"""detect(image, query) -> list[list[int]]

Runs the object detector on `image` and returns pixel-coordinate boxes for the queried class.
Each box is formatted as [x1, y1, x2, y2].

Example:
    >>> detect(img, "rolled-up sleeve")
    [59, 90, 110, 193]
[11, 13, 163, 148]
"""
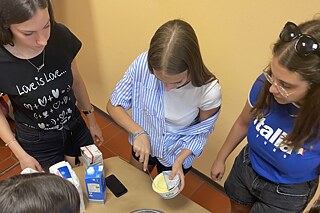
[110, 60, 137, 111]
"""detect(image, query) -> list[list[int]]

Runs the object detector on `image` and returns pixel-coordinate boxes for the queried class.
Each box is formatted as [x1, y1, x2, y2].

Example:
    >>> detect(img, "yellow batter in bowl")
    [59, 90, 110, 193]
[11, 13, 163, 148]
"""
[152, 173, 168, 193]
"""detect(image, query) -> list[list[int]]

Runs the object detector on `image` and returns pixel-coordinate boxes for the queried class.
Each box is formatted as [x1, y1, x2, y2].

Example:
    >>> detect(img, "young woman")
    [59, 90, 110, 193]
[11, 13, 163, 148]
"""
[211, 20, 320, 212]
[107, 19, 221, 191]
[0, 0, 104, 171]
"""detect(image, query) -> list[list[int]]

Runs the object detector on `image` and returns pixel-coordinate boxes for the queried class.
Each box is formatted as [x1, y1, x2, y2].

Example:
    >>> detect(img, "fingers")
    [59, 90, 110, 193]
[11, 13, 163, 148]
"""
[34, 161, 44, 172]
[133, 135, 150, 171]
[133, 146, 141, 158]
[94, 135, 103, 146]
[218, 172, 224, 181]
[211, 172, 223, 181]
[133, 146, 150, 171]
[97, 133, 104, 143]
[143, 155, 149, 172]
[139, 152, 145, 163]
[175, 171, 185, 192]
[90, 125, 104, 146]
[179, 176, 185, 192]
[169, 170, 177, 180]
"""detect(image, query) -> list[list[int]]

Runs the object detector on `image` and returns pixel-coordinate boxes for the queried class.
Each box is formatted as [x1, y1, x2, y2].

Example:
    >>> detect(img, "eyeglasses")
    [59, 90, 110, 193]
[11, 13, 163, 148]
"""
[263, 66, 292, 98]
[279, 21, 320, 57]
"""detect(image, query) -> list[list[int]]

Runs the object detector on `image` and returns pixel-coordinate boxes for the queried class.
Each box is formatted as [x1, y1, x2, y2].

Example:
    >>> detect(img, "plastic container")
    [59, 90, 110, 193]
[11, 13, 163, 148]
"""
[152, 171, 180, 199]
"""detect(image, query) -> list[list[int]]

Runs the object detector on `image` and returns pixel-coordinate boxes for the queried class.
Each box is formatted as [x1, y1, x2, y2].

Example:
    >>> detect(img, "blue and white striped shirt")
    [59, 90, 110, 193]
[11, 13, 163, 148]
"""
[110, 52, 220, 168]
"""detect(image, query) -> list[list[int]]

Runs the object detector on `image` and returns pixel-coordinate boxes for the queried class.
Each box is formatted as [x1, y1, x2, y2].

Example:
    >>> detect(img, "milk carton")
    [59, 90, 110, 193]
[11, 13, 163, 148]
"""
[80, 144, 103, 169]
[85, 164, 106, 203]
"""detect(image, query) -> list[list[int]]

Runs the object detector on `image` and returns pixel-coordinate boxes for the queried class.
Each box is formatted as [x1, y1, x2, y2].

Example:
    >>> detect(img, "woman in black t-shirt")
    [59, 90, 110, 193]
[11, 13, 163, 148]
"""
[0, 0, 104, 171]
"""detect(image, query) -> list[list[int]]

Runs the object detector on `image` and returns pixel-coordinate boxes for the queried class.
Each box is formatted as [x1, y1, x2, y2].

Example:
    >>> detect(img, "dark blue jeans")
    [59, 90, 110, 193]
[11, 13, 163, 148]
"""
[224, 145, 318, 213]
[15, 111, 93, 171]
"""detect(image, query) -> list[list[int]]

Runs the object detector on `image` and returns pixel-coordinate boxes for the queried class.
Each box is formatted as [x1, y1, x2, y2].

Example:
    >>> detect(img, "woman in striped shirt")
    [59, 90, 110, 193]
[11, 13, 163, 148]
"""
[107, 19, 221, 191]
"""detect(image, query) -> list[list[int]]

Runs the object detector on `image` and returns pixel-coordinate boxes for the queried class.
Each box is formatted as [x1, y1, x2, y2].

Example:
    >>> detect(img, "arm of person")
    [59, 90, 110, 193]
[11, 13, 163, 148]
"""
[199, 107, 220, 122]
[71, 60, 104, 146]
[210, 101, 254, 181]
[0, 111, 43, 171]
[106, 100, 150, 171]
[171, 149, 192, 192]
[170, 107, 220, 191]
[308, 197, 320, 213]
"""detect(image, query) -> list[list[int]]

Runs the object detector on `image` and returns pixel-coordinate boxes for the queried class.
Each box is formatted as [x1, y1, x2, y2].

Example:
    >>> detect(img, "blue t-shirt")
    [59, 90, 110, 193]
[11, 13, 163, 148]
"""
[247, 74, 320, 184]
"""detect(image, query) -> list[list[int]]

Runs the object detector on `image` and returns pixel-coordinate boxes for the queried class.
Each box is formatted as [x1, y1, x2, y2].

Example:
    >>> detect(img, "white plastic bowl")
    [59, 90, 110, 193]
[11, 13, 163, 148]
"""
[152, 171, 180, 199]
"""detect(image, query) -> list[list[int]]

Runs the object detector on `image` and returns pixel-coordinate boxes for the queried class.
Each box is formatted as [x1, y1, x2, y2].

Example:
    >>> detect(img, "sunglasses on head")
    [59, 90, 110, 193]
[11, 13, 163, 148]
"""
[279, 21, 320, 57]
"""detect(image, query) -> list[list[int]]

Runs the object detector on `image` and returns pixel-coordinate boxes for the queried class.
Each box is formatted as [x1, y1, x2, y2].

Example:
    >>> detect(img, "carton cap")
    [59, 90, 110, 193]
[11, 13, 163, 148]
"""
[87, 167, 95, 175]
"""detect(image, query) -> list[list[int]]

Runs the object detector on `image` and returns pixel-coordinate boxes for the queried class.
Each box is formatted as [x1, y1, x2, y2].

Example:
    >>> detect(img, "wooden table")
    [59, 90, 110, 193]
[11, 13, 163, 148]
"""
[73, 156, 210, 213]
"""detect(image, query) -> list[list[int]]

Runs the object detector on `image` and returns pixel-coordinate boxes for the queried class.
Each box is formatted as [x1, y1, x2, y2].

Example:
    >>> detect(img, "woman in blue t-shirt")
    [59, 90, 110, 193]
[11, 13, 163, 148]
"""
[211, 19, 320, 212]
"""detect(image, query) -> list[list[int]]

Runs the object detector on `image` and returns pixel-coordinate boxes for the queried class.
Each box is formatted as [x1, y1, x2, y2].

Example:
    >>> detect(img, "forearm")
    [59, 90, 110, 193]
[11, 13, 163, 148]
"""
[0, 113, 29, 161]
[71, 61, 96, 125]
[309, 197, 320, 213]
[73, 81, 97, 126]
[215, 119, 248, 162]
[216, 101, 253, 162]
[72, 75, 92, 111]
[106, 100, 143, 135]
[175, 149, 192, 165]
[72, 76, 92, 111]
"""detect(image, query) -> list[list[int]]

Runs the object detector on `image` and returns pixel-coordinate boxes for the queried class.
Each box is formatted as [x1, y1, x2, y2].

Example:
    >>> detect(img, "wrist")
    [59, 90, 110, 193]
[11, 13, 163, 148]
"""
[133, 130, 148, 139]
[215, 156, 227, 164]
[82, 105, 94, 115]
[174, 158, 184, 166]
[5, 139, 17, 147]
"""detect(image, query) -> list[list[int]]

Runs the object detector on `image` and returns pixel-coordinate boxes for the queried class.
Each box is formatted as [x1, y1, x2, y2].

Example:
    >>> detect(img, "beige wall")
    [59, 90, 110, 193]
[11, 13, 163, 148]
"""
[52, 0, 319, 211]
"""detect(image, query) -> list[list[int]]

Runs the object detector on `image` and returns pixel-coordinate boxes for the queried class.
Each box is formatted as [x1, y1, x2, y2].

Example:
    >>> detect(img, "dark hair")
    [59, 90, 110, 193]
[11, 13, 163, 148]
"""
[0, 173, 80, 213]
[147, 19, 216, 87]
[0, 0, 55, 45]
[253, 19, 320, 148]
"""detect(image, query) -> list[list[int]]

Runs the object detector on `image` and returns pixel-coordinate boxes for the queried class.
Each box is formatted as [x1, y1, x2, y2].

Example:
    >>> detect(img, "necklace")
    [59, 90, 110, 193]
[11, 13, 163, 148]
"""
[25, 49, 45, 72]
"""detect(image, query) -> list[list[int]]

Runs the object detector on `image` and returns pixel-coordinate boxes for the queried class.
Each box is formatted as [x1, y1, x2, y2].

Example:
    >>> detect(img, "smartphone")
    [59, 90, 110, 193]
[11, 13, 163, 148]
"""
[105, 174, 128, 197]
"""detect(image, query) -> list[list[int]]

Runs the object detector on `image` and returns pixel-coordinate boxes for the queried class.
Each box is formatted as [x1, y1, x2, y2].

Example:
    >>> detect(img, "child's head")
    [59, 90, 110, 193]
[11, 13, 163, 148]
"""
[0, 173, 80, 213]
[273, 20, 320, 101]
[147, 19, 216, 88]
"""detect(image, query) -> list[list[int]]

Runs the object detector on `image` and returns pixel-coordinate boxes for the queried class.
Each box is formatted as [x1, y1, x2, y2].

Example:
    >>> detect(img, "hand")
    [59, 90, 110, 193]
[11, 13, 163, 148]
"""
[171, 161, 185, 192]
[19, 154, 43, 172]
[309, 197, 320, 213]
[210, 159, 226, 181]
[89, 122, 104, 146]
[133, 133, 150, 171]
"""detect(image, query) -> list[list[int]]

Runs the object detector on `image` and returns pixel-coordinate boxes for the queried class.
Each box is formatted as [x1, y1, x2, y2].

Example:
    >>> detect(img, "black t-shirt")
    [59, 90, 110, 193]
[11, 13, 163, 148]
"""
[0, 23, 82, 130]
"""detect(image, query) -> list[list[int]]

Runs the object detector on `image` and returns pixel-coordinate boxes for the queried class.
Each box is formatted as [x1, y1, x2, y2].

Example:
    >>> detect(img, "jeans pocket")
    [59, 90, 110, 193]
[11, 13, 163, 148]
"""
[275, 181, 318, 211]
[276, 183, 310, 197]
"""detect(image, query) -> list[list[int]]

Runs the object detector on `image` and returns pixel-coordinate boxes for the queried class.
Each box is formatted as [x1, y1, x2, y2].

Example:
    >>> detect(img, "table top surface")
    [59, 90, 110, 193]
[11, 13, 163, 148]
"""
[74, 156, 210, 213]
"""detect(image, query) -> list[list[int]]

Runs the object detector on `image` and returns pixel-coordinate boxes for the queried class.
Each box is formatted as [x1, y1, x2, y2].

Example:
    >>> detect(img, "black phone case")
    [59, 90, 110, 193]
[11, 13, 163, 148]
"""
[105, 174, 128, 197]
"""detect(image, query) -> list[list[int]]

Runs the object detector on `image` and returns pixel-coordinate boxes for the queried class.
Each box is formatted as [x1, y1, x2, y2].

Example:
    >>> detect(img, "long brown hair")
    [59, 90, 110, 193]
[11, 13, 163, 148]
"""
[147, 19, 216, 87]
[253, 19, 320, 148]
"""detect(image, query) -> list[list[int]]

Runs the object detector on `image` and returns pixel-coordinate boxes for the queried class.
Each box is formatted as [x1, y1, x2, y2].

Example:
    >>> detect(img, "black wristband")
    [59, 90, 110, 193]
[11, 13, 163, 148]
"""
[82, 106, 94, 115]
